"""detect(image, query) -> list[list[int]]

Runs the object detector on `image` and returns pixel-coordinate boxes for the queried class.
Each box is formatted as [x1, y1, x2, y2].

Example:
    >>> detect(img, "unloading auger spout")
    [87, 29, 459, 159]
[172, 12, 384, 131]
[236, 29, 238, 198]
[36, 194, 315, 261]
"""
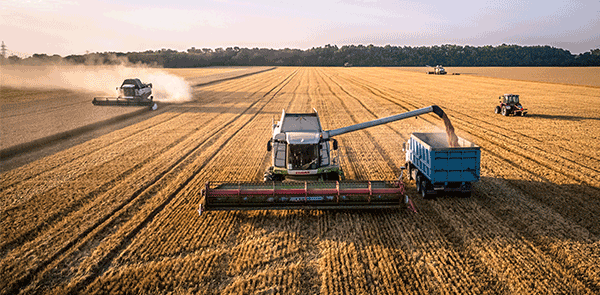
[321, 105, 445, 139]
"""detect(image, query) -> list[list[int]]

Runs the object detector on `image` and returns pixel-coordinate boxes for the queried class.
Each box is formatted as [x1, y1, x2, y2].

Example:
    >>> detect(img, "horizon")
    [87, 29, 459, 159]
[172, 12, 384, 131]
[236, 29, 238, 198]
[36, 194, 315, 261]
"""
[4, 43, 594, 60]
[1, 0, 598, 57]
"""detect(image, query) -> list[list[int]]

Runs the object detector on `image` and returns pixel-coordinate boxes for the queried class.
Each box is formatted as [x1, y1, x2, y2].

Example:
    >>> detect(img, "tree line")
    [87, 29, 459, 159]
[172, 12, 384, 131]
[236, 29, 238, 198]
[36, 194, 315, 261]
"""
[4, 44, 600, 67]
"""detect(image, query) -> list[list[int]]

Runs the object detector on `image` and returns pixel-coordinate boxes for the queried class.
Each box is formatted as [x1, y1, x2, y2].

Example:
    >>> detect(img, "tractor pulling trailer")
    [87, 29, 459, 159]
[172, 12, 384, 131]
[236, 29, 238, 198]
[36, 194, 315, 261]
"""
[199, 105, 480, 215]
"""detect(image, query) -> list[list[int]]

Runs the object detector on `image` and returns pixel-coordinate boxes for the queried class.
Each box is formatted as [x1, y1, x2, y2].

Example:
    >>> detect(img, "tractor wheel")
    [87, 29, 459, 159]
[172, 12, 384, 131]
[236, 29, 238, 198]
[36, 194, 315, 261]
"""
[521, 112, 526, 117]
[264, 168, 281, 181]
[501, 106, 508, 116]
[264, 171, 273, 181]
[494, 106, 501, 114]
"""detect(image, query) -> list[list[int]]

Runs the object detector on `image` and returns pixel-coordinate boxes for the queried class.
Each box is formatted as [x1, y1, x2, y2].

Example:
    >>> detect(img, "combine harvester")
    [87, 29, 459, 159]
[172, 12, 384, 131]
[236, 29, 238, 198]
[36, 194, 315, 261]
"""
[198, 105, 458, 215]
[426, 65, 447, 75]
[92, 78, 158, 110]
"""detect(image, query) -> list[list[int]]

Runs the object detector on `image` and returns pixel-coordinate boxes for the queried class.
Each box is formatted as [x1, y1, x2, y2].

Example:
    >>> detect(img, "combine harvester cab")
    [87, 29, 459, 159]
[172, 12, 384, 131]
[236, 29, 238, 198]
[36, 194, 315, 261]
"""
[199, 105, 453, 215]
[92, 78, 157, 110]
[264, 109, 343, 182]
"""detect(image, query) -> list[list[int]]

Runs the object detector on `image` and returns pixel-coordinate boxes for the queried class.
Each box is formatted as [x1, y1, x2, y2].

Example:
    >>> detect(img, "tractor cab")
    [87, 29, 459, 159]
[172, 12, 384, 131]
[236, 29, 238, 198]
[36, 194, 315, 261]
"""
[501, 94, 519, 104]
[495, 94, 527, 116]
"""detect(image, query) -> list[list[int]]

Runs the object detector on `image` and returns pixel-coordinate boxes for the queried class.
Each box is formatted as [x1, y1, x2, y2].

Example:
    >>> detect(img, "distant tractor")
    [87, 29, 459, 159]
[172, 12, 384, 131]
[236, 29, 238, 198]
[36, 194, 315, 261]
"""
[426, 65, 447, 75]
[494, 94, 527, 116]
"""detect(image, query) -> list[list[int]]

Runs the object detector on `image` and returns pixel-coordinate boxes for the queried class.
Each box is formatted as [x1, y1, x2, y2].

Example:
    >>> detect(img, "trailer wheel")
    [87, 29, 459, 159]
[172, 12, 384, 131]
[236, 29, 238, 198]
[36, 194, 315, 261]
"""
[421, 179, 436, 199]
[415, 175, 422, 193]
[420, 180, 430, 199]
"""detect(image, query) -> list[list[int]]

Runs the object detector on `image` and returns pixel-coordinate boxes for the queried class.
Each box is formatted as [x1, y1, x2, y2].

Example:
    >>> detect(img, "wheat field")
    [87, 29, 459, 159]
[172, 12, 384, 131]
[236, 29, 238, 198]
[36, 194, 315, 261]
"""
[1, 67, 599, 294]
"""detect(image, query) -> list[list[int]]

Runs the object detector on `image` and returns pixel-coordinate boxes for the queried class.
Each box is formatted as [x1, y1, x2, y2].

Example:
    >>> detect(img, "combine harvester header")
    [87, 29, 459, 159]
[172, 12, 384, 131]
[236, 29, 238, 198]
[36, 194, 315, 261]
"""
[199, 180, 406, 214]
[199, 105, 456, 215]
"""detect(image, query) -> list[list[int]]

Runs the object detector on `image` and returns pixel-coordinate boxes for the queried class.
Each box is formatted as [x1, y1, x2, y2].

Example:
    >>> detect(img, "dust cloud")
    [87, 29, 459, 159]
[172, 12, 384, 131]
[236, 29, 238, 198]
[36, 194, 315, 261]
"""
[1, 64, 192, 103]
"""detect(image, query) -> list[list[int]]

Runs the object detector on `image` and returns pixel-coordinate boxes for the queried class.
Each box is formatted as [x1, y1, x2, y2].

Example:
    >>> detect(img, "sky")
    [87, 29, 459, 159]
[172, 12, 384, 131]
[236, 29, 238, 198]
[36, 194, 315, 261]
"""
[1, 0, 599, 57]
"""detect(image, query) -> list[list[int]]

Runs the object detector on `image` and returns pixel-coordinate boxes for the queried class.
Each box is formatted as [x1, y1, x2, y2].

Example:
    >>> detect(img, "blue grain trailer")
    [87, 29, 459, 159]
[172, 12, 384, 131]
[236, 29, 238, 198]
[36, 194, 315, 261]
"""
[404, 132, 480, 198]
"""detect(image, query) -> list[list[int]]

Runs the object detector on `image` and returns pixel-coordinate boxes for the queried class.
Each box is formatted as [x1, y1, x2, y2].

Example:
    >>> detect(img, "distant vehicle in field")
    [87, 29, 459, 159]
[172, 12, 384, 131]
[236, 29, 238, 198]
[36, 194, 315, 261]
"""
[494, 94, 527, 116]
[92, 78, 157, 110]
[426, 65, 447, 75]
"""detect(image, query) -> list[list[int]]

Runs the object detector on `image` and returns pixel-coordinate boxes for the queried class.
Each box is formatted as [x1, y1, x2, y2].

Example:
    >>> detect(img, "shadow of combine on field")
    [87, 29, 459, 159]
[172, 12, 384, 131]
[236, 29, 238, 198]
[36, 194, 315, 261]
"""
[474, 176, 600, 236]
[223, 174, 600, 246]
[222, 201, 511, 292]
[191, 175, 600, 293]
[407, 176, 600, 236]
[527, 113, 600, 121]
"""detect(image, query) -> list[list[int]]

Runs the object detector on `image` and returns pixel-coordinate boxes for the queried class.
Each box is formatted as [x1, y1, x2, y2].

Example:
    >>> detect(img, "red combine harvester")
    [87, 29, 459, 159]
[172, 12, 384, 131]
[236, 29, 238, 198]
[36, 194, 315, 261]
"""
[198, 105, 452, 215]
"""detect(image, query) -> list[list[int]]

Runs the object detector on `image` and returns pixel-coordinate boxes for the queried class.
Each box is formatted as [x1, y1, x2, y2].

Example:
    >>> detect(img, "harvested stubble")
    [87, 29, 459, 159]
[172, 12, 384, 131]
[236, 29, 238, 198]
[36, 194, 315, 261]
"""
[1, 66, 599, 294]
